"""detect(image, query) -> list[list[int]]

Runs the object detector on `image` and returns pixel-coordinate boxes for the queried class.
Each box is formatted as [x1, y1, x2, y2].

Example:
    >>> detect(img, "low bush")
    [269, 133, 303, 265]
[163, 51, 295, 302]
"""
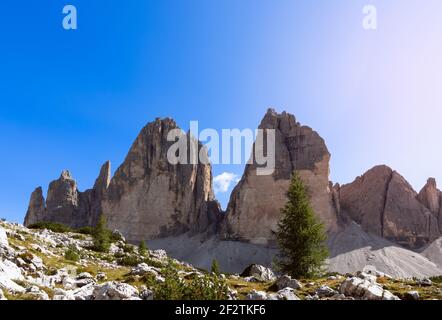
[28, 222, 72, 233]
[65, 245, 80, 262]
[139, 240, 148, 257]
[117, 255, 142, 267]
[152, 262, 229, 300]
[76, 226, 94, 235]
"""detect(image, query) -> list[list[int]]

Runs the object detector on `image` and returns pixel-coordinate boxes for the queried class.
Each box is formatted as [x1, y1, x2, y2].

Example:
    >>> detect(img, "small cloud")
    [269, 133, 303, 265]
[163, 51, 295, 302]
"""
[213, 172, 240, 194]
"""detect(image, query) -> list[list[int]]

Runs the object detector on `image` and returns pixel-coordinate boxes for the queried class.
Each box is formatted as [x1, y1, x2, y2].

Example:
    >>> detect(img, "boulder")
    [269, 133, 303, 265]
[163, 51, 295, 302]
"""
[53, 288, 75, 301]
[0, 226, 8, 247]
[316, 285, 337, 298]
[130, 263, 160, 277]
[139, 286, 154, 300]
[0, 259, 25, 293]
[245, 290, 269, 300]
[240, 264, 276, 282]
[273, 288, 300, 300]
[417, 278, 432, 287]
[339, 277, 400, 300]
[405, 291, 420, 300]
[246, 288, 300, 300]
[73, 283, 95, 300]
[92, 281, 140, 300]
[361, 265, 392, 279]
[0, 288, 6, 300]
[76, 272, 94, 280]
[25, 286, 50, 300]
[274, 275, 303, 290]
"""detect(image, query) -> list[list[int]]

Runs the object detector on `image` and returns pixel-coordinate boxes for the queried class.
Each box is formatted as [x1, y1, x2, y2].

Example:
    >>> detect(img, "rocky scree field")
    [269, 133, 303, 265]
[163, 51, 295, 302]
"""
[0, 220, 441, 301]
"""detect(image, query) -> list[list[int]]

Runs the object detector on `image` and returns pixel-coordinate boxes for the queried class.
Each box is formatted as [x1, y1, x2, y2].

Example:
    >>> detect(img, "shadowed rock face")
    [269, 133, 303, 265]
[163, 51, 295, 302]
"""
[102, 118, 220, 242]
[338, 166, 441, 248]
[220, 109, 339, 245]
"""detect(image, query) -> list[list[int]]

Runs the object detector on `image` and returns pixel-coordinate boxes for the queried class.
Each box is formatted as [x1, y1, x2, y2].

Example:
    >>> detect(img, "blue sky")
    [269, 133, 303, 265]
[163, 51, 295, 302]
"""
[1, 1, 442, 222]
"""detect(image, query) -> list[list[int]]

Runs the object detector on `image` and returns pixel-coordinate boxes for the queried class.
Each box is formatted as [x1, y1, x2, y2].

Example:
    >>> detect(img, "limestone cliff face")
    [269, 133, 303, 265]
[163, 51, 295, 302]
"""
[220, 109, 339, 245]
[102, 118, 220, 242]
[24, 165, 109, 229]
[24, 187, 46, 226]
[338, 166, 441, 248]
[418, 178, 442, 232]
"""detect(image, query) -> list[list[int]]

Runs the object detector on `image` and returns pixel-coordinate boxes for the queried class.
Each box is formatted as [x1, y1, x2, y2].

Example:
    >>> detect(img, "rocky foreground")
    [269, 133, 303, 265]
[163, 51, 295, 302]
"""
[1, 221, 441, 300]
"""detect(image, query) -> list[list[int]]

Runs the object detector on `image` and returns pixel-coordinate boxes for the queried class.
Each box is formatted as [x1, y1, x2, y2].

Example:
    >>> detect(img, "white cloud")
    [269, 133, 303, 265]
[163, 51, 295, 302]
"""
[213, 172, 240, 194]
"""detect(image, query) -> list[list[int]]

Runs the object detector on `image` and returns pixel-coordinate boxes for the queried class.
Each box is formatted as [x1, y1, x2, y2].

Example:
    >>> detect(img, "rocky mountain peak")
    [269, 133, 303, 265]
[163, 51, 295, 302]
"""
[102, 117, 219, 242]
[339, 165, 441, 248]
[93, 161, 111, 191]
[221, 109, 338, 244]
[418, 178, 441, 214]
[60, 170, 73, 180]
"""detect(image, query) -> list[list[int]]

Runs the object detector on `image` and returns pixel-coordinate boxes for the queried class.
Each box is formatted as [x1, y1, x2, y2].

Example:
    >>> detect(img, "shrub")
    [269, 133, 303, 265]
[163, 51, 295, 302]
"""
[211, 259, 220, 276]
[117, 255, 142, 267]
[139, 240, 148, 257]
[275, 173, 329, 278]
[45, 267, 58, 276]
[153, 262, 229, 300]
[122, 244, 135, 254]
[29, 222, 72, 233]
[65, 245, 80, 262]
[76, 226, 94, 235]
[110, 231, 125, 242]
[429, 276, 442, 284]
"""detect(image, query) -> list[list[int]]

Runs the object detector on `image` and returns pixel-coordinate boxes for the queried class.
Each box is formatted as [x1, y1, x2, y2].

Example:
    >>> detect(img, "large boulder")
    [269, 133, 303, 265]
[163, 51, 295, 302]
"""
[221, 108, 338, 244]
[338, 166, 440, 248]
[0, 226, 8, 248]
[339, 276, 399, 300]
[240, 264, 276, 282]
[103, 118, 220, 242]
[0, 259, 25, 293]
[92, 281, 140, 300]
[245, 288, 300, 300]
[274, 275, 303, 290]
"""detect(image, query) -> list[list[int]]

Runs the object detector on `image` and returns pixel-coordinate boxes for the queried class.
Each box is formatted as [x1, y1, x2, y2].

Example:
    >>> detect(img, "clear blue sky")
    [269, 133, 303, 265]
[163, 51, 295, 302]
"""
[1, 1, 442, 223]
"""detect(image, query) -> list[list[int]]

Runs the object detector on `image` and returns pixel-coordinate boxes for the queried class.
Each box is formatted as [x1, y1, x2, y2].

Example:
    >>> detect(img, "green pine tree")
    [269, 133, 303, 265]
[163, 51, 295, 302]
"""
[92, 214, 111, 253]
[275, 172, 329, 278]
[139, 240, 148, 257]
[211, 259, 220, 276]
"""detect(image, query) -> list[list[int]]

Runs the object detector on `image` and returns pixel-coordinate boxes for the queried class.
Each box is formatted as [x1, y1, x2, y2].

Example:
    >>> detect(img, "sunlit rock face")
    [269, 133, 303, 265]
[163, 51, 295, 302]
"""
[102, 118, 221, 243]
[220, 109, 339, 245]
[338, 166, 441, 248]
[24, 163, 111, 229]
